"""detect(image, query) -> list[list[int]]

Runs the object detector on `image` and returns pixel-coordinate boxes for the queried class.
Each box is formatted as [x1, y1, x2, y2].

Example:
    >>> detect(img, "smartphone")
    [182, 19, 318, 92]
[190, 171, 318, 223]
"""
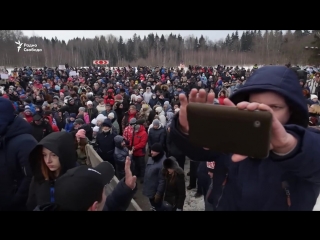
[187, 103, 272, 159]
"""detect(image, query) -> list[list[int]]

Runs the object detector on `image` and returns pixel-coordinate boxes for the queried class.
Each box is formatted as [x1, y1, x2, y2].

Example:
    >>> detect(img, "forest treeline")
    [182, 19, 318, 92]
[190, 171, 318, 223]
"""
[0, 30, 320, 67]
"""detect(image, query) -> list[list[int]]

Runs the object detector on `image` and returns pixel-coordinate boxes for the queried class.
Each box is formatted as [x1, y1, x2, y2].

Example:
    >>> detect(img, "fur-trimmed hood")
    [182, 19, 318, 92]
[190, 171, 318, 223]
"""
[163, 156, 184, 175]
[161, 84, 169, 91]
[218, 89, 229, 98]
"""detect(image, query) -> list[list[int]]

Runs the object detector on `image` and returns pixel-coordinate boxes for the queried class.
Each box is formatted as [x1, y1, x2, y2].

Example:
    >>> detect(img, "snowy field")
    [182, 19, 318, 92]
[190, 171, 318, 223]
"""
[313, 196, 320, 211]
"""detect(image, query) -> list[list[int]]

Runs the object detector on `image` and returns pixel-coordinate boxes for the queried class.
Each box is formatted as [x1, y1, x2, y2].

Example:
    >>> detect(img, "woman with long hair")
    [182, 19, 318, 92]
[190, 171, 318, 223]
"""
[161, 157, 186, 211]
[26, 132, 77, 210]
[75, 129, 89, 165]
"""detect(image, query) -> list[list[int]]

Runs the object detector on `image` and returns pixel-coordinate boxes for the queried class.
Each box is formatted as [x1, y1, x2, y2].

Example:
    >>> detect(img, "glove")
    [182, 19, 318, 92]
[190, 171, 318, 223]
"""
[176, 209, 182, 211]
[154, 194, 162, 203]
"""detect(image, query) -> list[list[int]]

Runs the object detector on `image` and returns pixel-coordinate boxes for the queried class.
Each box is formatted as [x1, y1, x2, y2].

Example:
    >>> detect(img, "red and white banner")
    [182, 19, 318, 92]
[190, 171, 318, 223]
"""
[93, 60, 109, 65]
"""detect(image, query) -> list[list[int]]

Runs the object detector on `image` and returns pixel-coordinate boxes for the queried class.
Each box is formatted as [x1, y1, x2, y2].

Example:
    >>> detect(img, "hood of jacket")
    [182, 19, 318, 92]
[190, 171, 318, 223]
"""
[229, 66, 308, 128]
[163, 156, 184, 175]
[0, 97, 33, 140]
[44, 115, 53, 125]
[136, 124, 145, 133]
[114, 135, 124, 148]
[165, 105, 173, 113]
[29, 132, 77, 182]
[218, 89, 228, 98]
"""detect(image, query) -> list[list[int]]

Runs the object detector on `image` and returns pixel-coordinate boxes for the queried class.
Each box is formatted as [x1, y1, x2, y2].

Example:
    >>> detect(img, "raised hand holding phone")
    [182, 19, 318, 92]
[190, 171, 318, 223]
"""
[179, 89, 298, 162]
[229, 100, 297, 162]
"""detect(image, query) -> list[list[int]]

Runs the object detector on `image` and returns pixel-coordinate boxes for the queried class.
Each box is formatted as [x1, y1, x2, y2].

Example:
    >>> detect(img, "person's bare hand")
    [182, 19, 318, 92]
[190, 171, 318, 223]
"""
[178, 89, 215, 133]
[125, 156, 136, 190]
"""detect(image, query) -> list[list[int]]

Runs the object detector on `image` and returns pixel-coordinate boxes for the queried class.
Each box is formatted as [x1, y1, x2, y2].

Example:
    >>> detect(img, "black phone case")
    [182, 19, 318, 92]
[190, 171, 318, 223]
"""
[187, 103, 272, 159]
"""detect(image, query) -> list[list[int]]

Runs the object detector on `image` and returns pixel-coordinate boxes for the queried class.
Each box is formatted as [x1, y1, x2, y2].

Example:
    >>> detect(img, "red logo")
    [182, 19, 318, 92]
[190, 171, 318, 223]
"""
[92, 60, 109, 65]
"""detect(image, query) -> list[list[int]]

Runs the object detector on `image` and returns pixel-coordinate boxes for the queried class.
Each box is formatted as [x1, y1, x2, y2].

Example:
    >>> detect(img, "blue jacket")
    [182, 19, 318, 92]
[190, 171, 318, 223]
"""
[64, 121, 74, 132]
[0, 97, 38, 210]
[170, 66, 320, 211]
[26, 103, 36, 114]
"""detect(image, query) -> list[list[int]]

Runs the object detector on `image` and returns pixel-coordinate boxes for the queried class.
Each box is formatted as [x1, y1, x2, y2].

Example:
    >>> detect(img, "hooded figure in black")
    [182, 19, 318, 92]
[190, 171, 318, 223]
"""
[26, 132, 77, 210]
[0, 97, 38, 211]
[162, 157, 186, 211]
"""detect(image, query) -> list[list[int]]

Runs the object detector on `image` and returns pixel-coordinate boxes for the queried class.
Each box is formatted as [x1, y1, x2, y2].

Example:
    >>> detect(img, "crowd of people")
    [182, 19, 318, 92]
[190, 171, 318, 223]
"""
[0, 63, 320, 211]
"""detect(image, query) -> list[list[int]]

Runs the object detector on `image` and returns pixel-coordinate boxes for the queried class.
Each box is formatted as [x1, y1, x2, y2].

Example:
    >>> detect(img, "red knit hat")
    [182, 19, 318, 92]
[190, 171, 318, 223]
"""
[114, 94, 123, 102]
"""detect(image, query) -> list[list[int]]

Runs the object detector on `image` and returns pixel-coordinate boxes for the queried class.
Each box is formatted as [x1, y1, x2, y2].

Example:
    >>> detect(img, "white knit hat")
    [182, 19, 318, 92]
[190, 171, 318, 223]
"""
[96, 114, 106, 122]
[93, 126, 100, 132]
[91, 118, 97, 125]
[155, 107, 163, 113]
[108, 112, 115, 119]
[311, 94, 318, 100]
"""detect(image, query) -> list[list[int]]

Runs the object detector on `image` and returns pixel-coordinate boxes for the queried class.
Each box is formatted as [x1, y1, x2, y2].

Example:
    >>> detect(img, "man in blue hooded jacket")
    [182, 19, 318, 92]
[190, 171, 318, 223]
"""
[0, 97, 38, 210]
[170, 65, 320, 211]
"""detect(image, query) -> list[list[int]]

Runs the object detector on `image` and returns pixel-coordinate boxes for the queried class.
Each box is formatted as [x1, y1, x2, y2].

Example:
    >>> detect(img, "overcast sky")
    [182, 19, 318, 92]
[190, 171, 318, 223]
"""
[22, 30, 244, 42]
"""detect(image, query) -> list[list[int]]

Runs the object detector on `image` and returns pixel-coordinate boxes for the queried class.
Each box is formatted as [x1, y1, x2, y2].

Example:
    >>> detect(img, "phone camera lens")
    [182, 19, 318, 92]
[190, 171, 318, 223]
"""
[254, 121, 261, 128]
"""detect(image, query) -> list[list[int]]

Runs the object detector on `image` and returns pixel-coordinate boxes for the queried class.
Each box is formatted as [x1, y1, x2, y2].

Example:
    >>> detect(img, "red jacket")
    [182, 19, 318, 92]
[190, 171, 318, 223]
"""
[23, 113, 33, 123]
[132, 125, 148, 157]
[104, 96, 115, 106]
[44, 116, 60, 132]
[218, 97, 226, 105]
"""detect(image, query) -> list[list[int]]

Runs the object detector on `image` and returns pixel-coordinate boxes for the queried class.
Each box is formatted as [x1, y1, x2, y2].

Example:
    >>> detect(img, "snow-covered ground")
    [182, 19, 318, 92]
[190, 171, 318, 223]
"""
[183, 158, 205, 211]
[313, 196, 320, 211]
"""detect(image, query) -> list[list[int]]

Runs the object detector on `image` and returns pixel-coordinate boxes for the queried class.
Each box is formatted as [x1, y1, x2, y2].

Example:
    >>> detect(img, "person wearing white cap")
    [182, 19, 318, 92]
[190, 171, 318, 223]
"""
[143, 86, 153, 104]
[310, 94, 319, 104]
[95, 114, 107, 127]
[108, 113, 120, 134]
[86, 100, 98, 122]
[155, 106, 166, 126]
[92, 126, 100, 142]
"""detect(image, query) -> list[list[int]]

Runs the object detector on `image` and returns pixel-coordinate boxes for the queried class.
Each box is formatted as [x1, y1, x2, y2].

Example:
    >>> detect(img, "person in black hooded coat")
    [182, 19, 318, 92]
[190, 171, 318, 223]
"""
[0, 97, 38, 211]
[114, 102, 125, 135]
[26, 131, 77, 210]
[96, 120, 116, 168]
[162, 157, 186, 211]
